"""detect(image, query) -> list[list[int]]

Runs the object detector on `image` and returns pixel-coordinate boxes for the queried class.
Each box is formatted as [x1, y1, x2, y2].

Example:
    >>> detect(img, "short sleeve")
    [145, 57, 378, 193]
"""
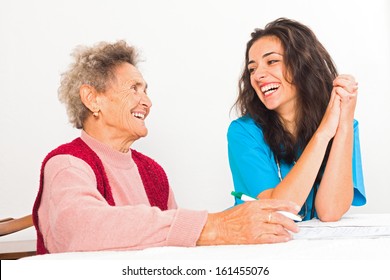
[351, 119, 366, 206]
[227, 118, 280, 205]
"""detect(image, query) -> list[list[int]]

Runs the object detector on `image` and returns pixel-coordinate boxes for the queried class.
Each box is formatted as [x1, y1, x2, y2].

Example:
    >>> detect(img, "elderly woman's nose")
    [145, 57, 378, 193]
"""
[140, 94, 152, 108]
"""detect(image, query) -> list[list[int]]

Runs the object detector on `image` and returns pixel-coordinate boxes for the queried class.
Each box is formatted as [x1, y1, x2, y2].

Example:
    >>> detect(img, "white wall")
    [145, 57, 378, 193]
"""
[1, 0, 389, 241]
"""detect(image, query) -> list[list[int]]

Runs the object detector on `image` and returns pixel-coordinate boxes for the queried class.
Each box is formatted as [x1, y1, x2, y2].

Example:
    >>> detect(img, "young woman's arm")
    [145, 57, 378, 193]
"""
[315, 75, 358, 221]
[258, 87, 342, 207]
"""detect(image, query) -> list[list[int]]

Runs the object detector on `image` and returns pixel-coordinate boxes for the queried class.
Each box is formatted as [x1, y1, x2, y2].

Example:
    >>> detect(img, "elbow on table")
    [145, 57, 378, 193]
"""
[317, 209, 345, 222]
[316, 201, 351, 222]
[318, 214, 341, 222]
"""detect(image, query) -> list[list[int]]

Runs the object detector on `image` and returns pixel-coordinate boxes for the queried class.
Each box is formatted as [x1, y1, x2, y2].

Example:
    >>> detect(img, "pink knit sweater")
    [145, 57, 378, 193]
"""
[34, 131, 207, 253]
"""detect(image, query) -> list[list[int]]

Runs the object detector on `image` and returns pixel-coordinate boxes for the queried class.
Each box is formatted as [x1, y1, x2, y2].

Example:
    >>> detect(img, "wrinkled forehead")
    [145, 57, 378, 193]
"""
[110, 62, 147, 88]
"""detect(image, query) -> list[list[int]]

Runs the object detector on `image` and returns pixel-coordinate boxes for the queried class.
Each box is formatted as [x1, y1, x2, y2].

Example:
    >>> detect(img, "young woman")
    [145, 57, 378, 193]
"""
[228, 18, 366, 221]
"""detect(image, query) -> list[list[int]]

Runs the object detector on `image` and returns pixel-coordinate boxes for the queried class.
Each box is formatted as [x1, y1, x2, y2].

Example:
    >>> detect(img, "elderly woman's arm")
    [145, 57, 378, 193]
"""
[39, 155, 299, 252]
[39, 155, 208, 253]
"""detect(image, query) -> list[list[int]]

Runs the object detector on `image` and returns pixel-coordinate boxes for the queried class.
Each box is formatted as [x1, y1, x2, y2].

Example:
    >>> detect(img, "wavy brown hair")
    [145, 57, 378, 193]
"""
[234, 18, 337, 182]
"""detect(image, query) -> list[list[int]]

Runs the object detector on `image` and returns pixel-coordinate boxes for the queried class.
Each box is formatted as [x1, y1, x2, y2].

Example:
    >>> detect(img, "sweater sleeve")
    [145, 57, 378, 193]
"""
[38, 155, 208, 253]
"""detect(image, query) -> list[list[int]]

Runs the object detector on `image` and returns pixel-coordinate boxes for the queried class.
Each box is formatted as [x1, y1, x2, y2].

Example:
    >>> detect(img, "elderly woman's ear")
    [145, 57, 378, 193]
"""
[80, 84, 100, 117]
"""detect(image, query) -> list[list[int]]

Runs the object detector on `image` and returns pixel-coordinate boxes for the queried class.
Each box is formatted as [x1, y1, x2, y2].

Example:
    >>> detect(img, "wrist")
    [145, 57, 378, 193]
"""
[337, 121, 354, 135]
[197, 213, 220, 246]
[313, 130, 333, 144]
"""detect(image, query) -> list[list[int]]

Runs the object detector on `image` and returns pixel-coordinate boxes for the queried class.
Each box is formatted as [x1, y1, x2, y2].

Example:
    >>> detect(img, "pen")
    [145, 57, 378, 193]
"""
[231, 191, 302, 222]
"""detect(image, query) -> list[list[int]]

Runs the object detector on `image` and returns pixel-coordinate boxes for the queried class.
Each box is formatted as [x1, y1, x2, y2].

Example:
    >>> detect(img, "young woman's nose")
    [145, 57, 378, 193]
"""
[253, 66, 267, 81]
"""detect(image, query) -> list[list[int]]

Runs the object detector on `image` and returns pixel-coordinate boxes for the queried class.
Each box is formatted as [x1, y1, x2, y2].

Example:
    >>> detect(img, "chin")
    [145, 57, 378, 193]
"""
[139, 129, 149, 138]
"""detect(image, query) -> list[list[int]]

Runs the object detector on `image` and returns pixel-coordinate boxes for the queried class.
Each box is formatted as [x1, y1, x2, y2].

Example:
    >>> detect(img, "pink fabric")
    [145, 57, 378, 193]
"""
[36, 131, 208, 253]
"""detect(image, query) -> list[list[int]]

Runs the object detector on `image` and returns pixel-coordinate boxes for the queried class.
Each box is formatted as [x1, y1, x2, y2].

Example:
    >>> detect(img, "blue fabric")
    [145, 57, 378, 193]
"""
[227, 116, 366, 221]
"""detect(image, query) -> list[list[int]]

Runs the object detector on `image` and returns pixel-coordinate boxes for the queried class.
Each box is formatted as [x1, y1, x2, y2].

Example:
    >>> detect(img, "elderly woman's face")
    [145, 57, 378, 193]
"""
[96, 63, 151, 143]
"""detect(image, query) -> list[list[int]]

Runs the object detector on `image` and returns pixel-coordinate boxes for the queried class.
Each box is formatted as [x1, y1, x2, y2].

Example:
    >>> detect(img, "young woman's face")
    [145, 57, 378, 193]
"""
[247, 36, 297, 116]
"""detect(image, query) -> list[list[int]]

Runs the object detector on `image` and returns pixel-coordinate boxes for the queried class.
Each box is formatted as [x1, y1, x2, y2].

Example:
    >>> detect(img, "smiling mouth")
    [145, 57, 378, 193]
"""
[132, 112, 145, 120]
[261, 83, 280, 96]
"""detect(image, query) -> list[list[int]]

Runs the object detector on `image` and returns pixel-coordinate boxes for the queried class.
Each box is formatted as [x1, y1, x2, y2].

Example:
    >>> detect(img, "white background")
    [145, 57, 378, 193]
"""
[1, 0, 389, 241]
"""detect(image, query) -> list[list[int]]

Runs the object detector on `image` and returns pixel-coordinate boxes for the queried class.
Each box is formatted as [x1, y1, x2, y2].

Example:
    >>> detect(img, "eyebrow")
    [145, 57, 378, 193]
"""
[130, 80, 148, 89]
[248, 51, 283, 65]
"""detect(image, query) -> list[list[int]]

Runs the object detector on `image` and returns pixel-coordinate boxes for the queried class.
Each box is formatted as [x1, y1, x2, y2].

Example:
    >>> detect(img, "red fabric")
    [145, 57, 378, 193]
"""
[32, 137, 169, 254]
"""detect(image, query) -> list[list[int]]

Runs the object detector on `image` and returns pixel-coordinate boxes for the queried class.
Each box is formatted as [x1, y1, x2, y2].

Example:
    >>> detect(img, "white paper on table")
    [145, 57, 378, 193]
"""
[293, 213, 390, 240]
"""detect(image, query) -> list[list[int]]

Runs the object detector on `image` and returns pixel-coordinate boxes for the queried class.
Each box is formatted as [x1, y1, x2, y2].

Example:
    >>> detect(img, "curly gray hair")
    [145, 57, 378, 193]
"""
[58, 40, 139, 129]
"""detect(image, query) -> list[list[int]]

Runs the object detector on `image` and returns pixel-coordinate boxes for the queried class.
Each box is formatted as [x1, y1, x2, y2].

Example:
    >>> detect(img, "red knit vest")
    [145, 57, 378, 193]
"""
[32, 137, 169, 254]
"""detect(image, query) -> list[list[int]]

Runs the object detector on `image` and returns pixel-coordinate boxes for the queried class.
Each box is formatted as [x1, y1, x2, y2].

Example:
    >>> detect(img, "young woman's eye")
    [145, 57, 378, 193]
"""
[268, 60, 279, 65]
[248, 68, 255, 74]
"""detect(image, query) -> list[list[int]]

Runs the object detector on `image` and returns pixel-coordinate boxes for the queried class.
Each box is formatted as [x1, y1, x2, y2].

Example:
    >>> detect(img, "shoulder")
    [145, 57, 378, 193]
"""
[42, 138, 100, 179]
[44, 137, 102, 168]
[45, 154, 93, 171]
[228, 115, 264, 139]
[44, 154, 96, 184]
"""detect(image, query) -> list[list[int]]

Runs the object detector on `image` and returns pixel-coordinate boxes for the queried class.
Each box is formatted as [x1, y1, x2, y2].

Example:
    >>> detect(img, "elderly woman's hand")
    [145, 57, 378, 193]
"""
[197, 199, 300, 246]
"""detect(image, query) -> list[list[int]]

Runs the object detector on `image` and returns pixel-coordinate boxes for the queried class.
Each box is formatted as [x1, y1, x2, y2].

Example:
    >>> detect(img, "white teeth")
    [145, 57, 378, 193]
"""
[132, 112, 145, 120]
[261, 83, 280, 95]
[264, 88, 277, 96]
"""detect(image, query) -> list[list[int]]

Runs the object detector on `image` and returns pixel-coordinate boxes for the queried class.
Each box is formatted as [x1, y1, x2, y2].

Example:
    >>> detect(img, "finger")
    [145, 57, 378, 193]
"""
[332, 94, 341, 109]
[334, 86, 357, 102]
[334, 74, 356, 84]
[333, 76, 358, 93]
[254, 225, 292, 244]
[333, 80, 358, 93]
[333, 74, 357, 84]
[253, 199, 301, 214]
[337, 73, 355, 79]
[268, 211, 300, 233]
[255, 233, 292, 244]
[328, 87, 338, 106]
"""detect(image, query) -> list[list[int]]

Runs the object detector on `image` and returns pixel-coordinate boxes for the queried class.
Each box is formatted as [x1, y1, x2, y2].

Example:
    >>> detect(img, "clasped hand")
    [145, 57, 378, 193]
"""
[318, 74, 358, 140]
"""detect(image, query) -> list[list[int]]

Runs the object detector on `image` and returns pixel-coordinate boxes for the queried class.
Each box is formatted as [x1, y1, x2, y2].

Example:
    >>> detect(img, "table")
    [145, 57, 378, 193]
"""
[23, 213, 390, 260]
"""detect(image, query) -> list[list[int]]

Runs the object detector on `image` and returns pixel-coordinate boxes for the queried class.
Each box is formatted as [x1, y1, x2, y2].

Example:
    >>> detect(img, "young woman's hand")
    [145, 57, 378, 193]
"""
[332, 74, 358, 131]
[316, 86, 342, 141]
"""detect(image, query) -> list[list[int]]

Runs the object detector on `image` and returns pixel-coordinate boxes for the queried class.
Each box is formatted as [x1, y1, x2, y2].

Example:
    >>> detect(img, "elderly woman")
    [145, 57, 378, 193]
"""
[32, 40, 299, 254]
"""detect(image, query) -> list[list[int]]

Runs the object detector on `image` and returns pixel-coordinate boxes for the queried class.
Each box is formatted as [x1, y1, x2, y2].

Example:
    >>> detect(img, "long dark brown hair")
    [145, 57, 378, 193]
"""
[234, 18, 337, 183]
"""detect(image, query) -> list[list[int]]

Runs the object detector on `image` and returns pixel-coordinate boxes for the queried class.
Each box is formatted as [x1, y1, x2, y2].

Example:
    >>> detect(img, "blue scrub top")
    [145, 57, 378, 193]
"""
[227, 116, 366, 221]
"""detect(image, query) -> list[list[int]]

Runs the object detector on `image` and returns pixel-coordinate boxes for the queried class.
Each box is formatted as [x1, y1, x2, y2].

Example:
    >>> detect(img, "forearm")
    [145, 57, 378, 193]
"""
[265, 132, 331, 206]
[45, 199, 207, 252]
[314, 74, 357, 221]
[315, 126, 354, 221]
